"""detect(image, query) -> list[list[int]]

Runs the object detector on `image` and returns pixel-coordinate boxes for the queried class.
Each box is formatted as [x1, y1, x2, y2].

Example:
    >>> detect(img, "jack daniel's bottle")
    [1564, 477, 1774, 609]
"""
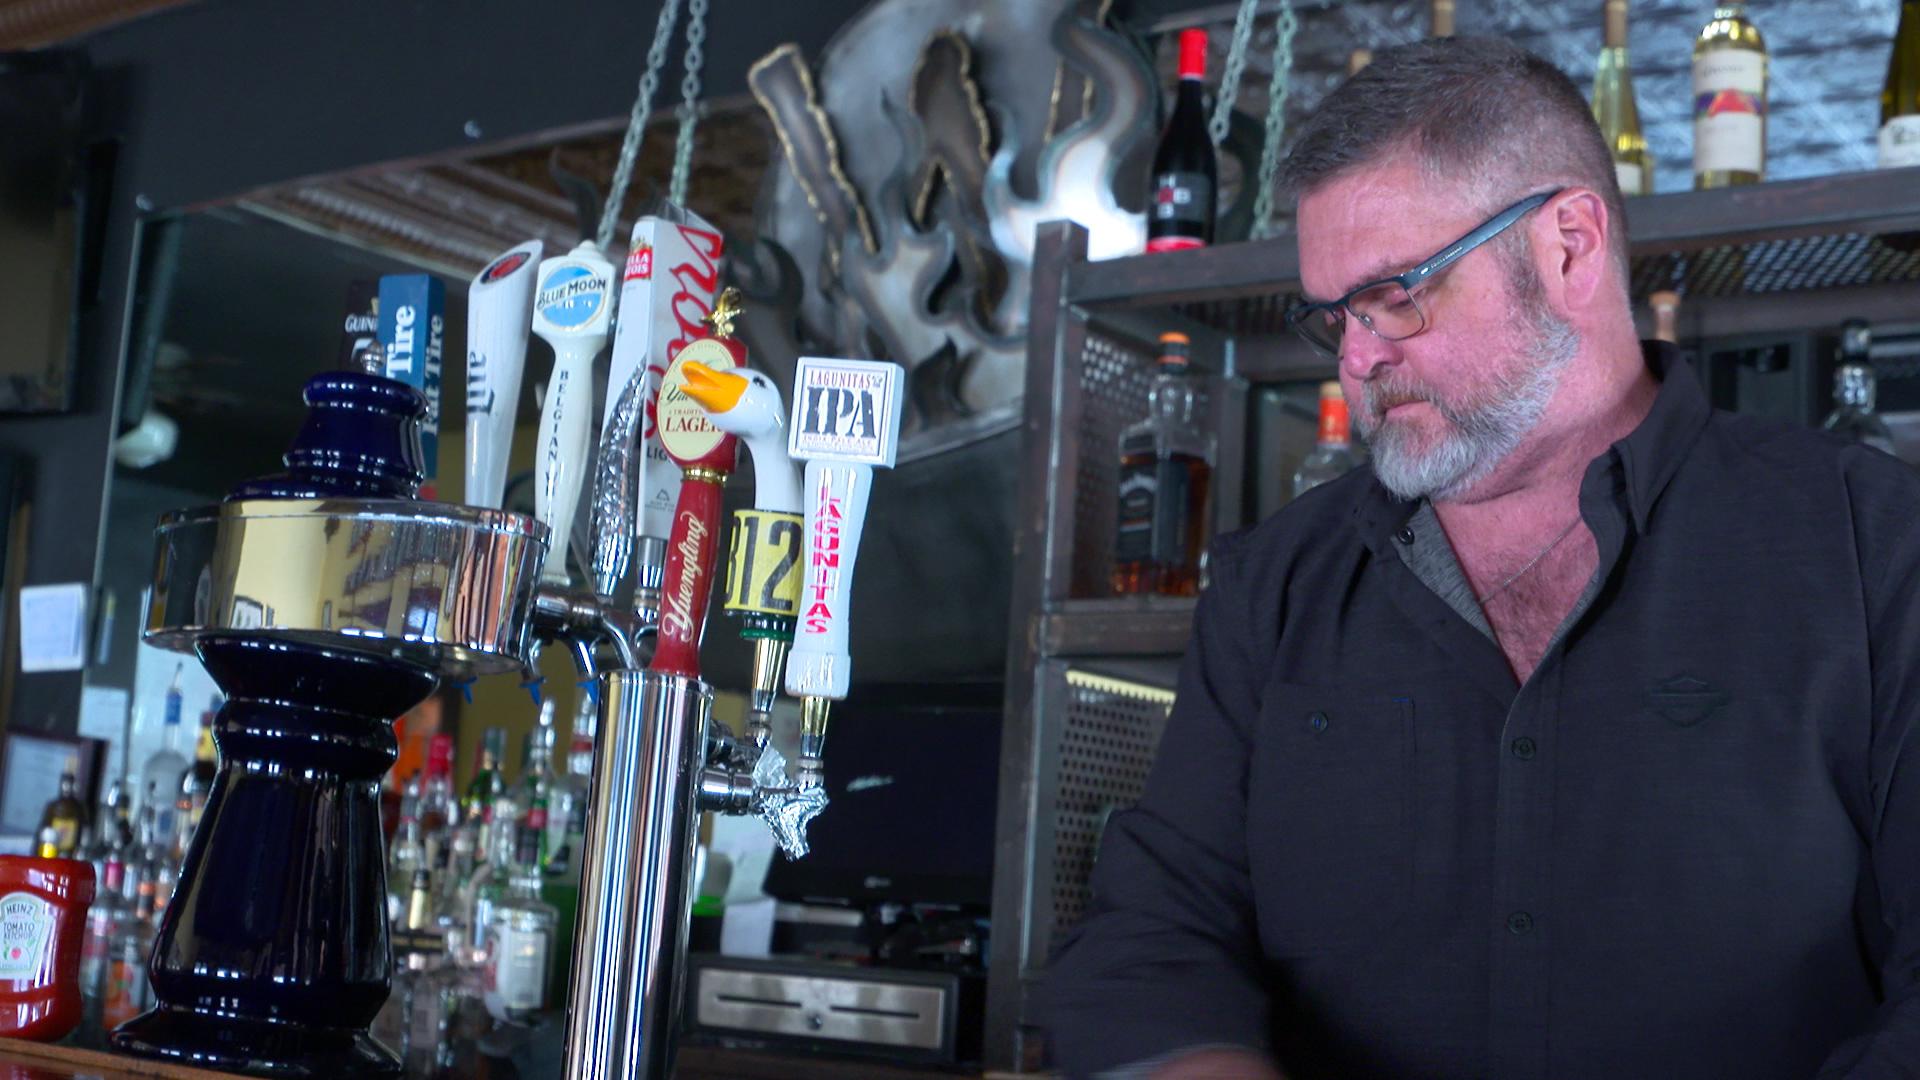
[1112, 333, 1214, 597]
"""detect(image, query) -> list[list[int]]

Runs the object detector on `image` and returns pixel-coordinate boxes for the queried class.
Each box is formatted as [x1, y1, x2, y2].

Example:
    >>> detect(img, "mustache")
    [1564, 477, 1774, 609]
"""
[1361, 376, 1442, 419]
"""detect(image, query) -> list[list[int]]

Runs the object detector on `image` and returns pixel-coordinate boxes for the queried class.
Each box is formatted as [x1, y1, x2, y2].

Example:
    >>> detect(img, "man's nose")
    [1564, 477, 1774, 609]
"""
[1340, 320, 1399, 383]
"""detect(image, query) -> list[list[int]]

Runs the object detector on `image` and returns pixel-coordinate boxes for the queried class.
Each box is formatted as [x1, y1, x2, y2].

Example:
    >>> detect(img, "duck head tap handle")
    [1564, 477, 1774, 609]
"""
[763, 356, 905, 857]
[531, 241, 616, 583]
[649, 290, 748, 678]
[678, 361, 803, 749]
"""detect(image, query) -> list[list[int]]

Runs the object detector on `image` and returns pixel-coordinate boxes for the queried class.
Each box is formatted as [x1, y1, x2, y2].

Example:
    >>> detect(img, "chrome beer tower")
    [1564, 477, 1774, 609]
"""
[128, 270, 901, 1079]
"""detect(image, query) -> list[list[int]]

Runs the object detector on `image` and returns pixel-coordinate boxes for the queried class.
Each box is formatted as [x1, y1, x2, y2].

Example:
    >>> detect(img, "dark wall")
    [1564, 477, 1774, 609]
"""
[0, 0, 872, 732]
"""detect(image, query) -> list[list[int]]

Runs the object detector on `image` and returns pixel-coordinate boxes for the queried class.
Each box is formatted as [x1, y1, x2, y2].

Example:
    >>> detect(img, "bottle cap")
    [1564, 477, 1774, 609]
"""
[1177, 29, 1207, 80]
[1157, 331, 1192, 366]
[1317, 382, 1352, 444]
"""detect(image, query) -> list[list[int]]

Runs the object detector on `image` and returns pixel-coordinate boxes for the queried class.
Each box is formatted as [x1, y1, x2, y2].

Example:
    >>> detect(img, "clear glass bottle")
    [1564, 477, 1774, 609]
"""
[419, 734, 457, 877]
[1693, 1, 1767, 188]
[485, 867, 558, 1023]
[1111, 332, 1215, 597]
[141, 666, 191, 840]
[1593, 0, 1653, 196]
[1291, 381, 1362, 499]
[518, 702, 556, 874]
[1824, 320, 1897, 456]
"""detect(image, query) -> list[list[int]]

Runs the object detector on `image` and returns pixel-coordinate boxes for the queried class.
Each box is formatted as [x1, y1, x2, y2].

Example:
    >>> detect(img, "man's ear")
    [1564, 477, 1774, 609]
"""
[1543, 187, 1612, 310]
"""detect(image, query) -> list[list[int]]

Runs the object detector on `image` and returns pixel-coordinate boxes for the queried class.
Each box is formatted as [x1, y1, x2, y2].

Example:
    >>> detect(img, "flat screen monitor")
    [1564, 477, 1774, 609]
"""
[761, 682, 1002, 911]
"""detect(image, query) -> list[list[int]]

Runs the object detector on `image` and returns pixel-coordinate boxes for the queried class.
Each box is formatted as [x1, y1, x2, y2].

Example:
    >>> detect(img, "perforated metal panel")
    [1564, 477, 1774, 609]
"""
[1069, 332, 1219, 599]
[1044, 669, 1176, 948]
[1631, 233, 1920, 299]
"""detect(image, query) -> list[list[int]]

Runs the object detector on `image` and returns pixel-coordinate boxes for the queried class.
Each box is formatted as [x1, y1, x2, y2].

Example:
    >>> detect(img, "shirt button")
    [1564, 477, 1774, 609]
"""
[1307, 711, 1329, 734]
[1395, 526, 1416, 545]
[1511, 737, 1537, 760]
[1507, 911, 1534, 935]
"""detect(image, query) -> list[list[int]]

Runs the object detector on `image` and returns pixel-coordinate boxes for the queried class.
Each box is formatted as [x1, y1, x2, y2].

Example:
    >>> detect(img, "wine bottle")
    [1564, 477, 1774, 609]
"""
[1146, 29, 1217, 254]
[1347, 49, 1373, 77]
[1693, 1, 1767, 188]
[1884, 0, 1920, 168]
[1433, 0, 1456, 38]
[1593, 0, 1654, 196]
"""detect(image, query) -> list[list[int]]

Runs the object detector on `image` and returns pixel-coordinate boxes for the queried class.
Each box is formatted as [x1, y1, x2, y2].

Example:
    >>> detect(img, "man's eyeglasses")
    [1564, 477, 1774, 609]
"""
[1285, 189, 1563, 359]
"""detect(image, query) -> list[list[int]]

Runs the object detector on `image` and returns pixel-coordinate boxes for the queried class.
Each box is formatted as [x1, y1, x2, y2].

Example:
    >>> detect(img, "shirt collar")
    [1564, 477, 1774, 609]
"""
[1352, 340, 1710, 547]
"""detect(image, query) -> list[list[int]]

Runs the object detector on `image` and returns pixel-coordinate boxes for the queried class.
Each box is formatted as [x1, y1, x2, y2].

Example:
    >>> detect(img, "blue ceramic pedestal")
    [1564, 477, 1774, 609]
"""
[114, 370, 433, 1077]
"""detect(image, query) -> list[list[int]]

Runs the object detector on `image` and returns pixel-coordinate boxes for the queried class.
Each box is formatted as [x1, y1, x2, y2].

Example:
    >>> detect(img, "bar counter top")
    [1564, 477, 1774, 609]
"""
[0, 1037, 1032, 1078]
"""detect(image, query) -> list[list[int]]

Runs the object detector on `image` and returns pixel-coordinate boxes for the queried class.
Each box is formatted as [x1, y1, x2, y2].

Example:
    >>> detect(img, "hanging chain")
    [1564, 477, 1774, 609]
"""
[1208, 0, 1259, 146]
[596, 0, 684, 252]
[669, 0, 708, 208]
[1250, 1, 1299, 238]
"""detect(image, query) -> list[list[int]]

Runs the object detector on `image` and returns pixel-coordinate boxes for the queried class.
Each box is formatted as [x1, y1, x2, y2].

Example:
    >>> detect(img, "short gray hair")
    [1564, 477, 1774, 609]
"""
[1281, 37, 1628, 273]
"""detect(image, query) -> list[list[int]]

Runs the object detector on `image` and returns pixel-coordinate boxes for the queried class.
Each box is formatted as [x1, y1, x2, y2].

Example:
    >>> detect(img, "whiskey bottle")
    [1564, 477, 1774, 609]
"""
[1112, 332, 1215, 597]
[39, 758, 86, 858]
[1824, 320, 1897, 457]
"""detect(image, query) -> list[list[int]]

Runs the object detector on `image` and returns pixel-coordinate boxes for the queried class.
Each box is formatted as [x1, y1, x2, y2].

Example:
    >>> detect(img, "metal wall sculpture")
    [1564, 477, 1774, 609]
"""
[740, 0, 1160, 440]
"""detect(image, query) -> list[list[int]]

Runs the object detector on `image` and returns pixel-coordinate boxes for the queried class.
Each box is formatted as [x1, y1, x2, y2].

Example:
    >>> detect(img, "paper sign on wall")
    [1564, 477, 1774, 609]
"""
[17, 583, 87, 673]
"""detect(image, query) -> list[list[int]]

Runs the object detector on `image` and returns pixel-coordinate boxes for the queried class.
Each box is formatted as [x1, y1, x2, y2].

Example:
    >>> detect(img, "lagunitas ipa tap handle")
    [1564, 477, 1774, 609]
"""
[783, 357, 906, 784]
[648, 291, 749, 679]
[466, 241, 542, 509]
[532, 242, 616, 583]
[679, 361, 804, 740]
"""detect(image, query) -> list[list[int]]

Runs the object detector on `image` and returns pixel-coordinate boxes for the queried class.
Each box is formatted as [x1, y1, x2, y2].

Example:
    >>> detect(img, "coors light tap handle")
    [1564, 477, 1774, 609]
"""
[678, 361, 803, 743]
[783, 357, 906, 785]
[465, 240, 542, 509]
[531, 241, 615, 583]
[648, 291, 749, 679]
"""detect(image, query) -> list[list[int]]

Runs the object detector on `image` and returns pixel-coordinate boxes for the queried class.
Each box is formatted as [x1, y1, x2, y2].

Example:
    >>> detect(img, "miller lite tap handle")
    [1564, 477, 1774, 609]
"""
[530, 241, 615, 583]
[647, 293, 748, 679]
[782, 357, 906, 702]
[465, 240, 542, 510]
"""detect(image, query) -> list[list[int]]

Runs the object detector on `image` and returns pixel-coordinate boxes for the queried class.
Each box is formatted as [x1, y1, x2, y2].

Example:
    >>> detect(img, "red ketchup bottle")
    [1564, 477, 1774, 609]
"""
[0, 855, 95, 1040]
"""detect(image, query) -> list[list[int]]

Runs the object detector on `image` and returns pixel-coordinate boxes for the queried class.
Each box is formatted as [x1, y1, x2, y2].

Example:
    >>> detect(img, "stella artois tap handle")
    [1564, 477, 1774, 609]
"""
[648, 290, 748, 678]
[762, 357, 904, 856]
[531, 242, 616, 583]
[678, 361, 803, 749]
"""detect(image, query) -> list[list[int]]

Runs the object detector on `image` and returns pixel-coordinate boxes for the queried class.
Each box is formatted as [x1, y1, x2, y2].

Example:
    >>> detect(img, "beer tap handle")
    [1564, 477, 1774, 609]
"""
[464, 241, 542, 509]
[591, 368, 646, 599]
[530, 242, 616, 584]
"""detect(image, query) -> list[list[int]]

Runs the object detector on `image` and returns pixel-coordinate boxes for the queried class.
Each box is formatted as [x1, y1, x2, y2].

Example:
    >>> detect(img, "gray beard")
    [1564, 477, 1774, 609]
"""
[1356, 306, 1580, 502]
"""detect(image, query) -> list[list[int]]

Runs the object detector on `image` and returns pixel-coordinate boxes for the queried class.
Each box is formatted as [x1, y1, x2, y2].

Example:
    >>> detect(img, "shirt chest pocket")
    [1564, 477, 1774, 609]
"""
[1248, 682, 1413, 957]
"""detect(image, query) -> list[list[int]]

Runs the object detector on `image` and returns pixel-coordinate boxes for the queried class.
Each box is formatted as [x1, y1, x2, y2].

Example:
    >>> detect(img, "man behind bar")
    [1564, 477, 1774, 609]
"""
[1043, 36, 1920, 1080]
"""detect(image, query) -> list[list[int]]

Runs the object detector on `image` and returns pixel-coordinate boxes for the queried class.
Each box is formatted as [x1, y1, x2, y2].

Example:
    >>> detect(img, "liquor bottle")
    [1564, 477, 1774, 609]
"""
[1111, 332, 1215, 597]
[38, 758, 86, 858]
[184, 707, 217, 836]
[1146, 29, 1217, 253]
[1432, 0, 1455, 37]
[1649, 290, 1681, 343]
[406, 869, 435, 933]
[1824, 320, 1897, 456]
[518, 701, 556, 874]
[389, 813, 426, 925]
[1885, 0, 1920, 168]
[1291, 382, 1362, 499]
[141, 668, 191, 840]
[484, 866, 558, 1023]
[467, 818, 512, 958]
[547, 700, 593, 879]
[1693, 1, 1767, 188]
[419, 734, 457, 875]
[462, 728, 507, 859]
[1593, 0, 1654, 196]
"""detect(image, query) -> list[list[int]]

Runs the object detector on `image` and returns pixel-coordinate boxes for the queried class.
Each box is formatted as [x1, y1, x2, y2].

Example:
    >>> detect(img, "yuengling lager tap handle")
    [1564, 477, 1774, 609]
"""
[648, 294, 749, 678]
[530, 241, 615, 584]
[465, 240, 542, 509]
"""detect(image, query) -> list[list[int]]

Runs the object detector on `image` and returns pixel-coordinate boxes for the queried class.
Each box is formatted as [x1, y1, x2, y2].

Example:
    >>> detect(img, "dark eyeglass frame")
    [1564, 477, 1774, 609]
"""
[1285, 188, 1565, 358]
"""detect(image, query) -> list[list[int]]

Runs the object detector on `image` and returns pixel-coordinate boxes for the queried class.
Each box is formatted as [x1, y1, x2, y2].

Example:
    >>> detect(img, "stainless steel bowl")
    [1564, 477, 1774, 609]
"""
[145, 498, 550, 677]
